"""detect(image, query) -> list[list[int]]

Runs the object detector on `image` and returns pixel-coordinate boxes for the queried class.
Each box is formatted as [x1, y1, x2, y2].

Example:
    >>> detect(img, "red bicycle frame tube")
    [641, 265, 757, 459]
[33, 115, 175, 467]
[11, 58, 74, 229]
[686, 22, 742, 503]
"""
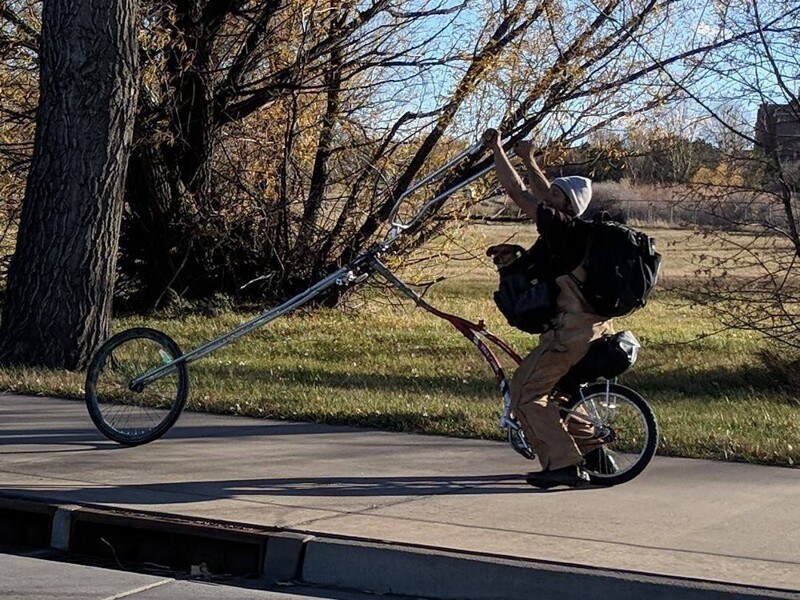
[370, 259, 522, 388]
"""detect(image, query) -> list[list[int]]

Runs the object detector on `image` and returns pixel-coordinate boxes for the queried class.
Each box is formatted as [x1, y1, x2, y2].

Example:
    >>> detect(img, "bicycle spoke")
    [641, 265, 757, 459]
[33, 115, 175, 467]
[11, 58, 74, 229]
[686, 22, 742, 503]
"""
[569, 386, 657, 483]
[86, 328, 188, 445]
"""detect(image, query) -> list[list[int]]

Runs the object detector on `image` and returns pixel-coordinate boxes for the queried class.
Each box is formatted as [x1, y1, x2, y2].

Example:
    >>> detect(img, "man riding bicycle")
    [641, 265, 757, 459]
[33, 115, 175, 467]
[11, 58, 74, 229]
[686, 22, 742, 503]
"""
[483, 128, 615, 488]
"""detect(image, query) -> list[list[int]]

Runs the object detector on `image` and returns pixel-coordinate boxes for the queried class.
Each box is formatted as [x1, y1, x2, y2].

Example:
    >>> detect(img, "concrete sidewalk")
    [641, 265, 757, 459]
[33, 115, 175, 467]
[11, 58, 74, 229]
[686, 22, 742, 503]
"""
[1, 394, 798, 598]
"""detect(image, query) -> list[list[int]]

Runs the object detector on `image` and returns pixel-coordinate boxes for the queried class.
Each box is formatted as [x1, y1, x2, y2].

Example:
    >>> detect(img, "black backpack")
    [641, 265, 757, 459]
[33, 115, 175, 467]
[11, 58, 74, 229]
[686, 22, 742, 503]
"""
[571, 214, 662, 318]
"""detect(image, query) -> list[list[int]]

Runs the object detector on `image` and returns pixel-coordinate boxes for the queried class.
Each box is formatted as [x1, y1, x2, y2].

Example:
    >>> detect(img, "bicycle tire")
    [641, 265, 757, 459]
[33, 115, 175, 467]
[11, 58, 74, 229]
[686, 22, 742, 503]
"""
[564, 382, 658, 486]
[85, 327, 189, 446]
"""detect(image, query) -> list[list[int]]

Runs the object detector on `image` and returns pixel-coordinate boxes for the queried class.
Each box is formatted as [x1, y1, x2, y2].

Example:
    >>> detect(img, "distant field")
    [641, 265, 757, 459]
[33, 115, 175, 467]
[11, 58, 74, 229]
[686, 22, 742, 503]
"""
[0, 223, 797, 466]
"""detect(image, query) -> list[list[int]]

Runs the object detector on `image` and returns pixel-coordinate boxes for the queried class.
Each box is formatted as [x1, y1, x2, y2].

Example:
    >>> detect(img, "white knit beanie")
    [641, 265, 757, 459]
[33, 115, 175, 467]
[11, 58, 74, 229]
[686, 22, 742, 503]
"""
[551, 176, 592, 217]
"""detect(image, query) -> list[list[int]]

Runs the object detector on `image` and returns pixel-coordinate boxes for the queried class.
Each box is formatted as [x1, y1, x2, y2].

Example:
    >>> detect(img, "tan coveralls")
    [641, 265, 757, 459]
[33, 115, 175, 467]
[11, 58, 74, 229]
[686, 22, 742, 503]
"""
[509, 267, 613, 471]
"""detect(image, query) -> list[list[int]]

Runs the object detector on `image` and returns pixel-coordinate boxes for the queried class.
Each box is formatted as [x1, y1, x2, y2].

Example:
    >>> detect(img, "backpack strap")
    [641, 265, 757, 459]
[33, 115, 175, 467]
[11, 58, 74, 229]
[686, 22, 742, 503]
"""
[567, 271, 585, 289]
[567, 216, 598, 289]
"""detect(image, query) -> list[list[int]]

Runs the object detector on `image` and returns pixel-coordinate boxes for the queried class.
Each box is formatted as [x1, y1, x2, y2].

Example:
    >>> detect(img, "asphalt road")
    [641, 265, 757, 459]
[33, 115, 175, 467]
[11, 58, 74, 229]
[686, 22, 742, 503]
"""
[0, 550, 410, 600]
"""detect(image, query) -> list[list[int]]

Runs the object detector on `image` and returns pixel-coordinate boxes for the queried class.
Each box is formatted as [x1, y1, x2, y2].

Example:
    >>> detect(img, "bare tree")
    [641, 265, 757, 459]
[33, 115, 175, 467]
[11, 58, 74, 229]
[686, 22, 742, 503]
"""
[675, 0, 800, 377]
[116, 0, 472, 306]
[137, 0, 759, 308]
[1, 0, 770, 312]
[0, 0, 138, 369]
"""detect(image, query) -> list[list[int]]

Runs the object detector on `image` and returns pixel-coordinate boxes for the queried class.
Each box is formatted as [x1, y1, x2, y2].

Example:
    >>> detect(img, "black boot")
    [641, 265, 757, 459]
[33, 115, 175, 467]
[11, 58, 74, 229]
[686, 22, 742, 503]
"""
[526, 464, 591, 489]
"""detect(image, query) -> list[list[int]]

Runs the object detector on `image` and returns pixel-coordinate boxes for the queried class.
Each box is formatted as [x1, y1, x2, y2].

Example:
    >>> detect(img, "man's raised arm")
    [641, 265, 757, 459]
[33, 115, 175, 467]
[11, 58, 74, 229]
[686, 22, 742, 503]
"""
[515, 140, 565, 210]
[482, 129, 538, 220]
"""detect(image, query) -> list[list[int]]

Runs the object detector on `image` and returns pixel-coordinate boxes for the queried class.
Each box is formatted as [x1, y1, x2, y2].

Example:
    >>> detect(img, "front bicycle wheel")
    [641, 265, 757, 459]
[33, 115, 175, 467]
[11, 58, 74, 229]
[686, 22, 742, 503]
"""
[85, 327, 189, 446]
[563, 382, 658, 486]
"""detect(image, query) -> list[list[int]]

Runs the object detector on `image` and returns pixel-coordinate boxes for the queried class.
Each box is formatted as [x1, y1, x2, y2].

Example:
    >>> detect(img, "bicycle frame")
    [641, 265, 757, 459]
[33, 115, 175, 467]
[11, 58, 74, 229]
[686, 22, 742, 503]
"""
[124, 134, 614, 448]
[130, 246, 534, 434]
[97, 132, 650, 467]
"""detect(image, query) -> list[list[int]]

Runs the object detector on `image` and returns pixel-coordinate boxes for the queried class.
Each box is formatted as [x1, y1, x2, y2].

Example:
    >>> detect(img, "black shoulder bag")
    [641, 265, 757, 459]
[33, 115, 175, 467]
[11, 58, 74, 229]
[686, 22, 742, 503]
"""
[493, 254, 558, 334]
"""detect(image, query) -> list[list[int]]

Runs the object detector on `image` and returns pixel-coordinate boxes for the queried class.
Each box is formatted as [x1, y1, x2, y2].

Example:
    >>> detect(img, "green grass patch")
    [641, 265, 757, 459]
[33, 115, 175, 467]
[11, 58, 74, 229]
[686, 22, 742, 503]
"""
[0, 224, 797, 466]
[1, 290, 797, 466]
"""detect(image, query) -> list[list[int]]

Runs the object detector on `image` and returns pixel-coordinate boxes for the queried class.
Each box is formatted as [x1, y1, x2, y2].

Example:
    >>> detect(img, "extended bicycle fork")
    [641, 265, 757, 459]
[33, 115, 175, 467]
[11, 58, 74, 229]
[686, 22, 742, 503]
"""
[125, 243, 539, 457]
[126, 240, 614, 462]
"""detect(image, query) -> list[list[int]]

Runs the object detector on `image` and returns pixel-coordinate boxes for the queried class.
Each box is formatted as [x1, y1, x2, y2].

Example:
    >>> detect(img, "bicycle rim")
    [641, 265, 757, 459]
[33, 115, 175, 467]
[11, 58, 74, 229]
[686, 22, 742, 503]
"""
[86, 328, 188, 446]
[565, 383, 657, 485]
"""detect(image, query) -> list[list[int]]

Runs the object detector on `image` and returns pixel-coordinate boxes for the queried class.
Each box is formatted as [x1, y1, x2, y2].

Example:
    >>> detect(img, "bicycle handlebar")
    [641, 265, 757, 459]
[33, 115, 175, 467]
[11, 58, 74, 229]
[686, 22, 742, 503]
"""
[386, 141, 483, 229]
[386, 142, 514, 243]
[383, 139, 516, 246]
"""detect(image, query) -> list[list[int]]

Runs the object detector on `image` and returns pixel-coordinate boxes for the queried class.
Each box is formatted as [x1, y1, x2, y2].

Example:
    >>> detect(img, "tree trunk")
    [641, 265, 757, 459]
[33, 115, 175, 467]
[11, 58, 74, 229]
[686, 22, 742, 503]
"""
[119, 141, 186, 308]
[117, 2, 217, 309]
[0, 0, 139, 370]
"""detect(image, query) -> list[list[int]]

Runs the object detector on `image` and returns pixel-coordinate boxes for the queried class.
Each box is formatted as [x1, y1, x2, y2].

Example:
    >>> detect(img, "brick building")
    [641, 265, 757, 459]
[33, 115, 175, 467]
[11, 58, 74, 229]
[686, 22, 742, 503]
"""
[755, 101, 800, 162]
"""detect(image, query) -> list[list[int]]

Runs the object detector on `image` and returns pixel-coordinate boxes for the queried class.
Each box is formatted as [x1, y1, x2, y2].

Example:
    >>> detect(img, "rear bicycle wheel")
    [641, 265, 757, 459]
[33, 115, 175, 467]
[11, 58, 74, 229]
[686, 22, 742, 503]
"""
[85, 327, 189, 446]
[563, 382, 658, 486]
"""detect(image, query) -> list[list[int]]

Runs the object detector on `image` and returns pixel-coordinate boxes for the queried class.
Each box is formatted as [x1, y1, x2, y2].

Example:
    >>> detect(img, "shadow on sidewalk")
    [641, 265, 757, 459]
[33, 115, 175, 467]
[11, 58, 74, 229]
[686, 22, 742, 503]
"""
[0, 422, 361, 453]
[0, 473, 547, 505]
[0, 428, 119, 453]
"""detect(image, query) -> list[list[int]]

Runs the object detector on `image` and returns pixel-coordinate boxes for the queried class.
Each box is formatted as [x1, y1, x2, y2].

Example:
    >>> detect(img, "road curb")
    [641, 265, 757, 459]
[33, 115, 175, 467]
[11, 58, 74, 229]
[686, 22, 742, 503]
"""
[0, 494, 797, 600]
[302, 537, 799, 600]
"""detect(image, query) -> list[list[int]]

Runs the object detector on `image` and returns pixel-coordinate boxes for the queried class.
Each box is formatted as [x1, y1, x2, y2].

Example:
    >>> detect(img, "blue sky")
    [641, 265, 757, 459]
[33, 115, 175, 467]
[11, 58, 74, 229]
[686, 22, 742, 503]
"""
[351, 0, 798, 149]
